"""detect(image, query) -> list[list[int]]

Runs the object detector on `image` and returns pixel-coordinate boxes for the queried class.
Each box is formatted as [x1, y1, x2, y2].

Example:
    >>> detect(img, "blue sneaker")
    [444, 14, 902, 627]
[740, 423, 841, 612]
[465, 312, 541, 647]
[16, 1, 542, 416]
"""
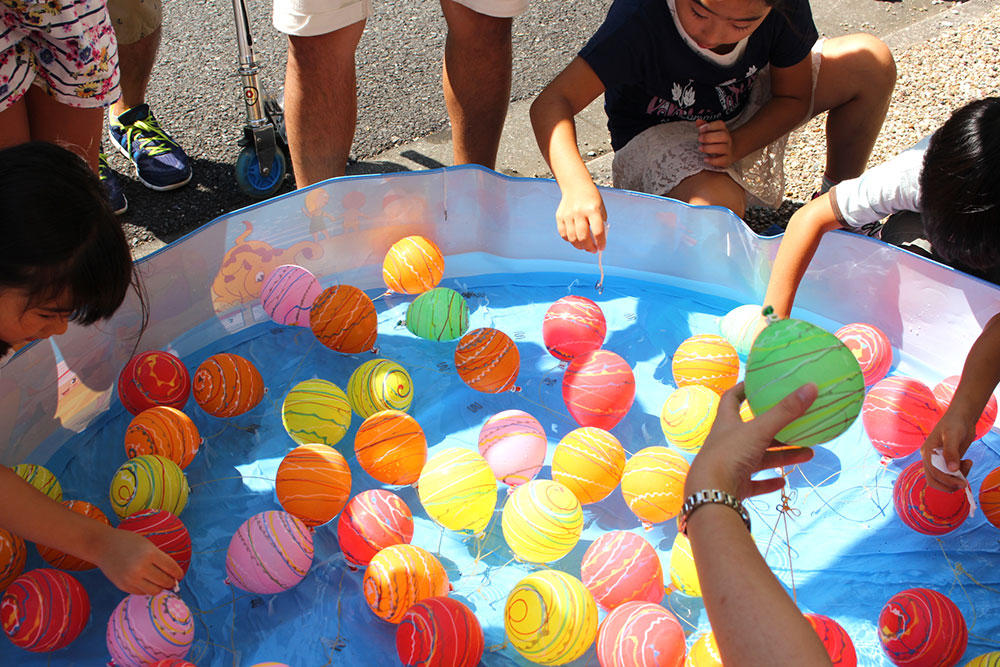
[108, 104, 192, 191]
[98, 152, 127, 214]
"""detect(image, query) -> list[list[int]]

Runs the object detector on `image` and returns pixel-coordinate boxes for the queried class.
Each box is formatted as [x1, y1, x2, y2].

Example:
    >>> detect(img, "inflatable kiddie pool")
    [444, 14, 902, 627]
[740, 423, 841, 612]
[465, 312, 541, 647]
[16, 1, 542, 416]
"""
[2, 165, 998, 665]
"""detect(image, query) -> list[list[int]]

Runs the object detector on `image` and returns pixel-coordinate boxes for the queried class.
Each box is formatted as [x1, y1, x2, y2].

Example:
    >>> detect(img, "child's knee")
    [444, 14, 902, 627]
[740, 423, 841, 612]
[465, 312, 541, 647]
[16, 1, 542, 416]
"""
[850, 34, 896, 90]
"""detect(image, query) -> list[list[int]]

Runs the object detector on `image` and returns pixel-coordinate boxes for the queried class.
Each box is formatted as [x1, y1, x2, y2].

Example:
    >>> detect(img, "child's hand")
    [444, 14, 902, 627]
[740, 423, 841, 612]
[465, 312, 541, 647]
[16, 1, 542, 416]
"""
[685, 382, 817, 500]
[921, 410, 975, 492]
[696, 119, 736, 168]
[555, 185, 607, 253]
[94, 527, 184, 595]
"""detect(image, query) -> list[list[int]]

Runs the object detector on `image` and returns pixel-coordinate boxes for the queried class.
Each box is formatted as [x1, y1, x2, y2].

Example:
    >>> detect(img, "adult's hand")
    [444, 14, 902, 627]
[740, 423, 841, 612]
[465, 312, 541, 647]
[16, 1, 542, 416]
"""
[685, 381, 818, 500]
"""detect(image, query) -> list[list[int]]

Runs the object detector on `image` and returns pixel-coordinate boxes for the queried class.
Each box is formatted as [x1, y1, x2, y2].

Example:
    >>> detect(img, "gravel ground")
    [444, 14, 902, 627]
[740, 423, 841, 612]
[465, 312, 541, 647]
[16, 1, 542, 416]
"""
[745, 2, 1000, 232]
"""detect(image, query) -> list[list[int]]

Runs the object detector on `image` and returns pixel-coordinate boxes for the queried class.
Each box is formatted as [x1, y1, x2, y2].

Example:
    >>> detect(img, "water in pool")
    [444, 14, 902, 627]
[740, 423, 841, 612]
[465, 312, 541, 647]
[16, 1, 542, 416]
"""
[6, 269, 999, 666]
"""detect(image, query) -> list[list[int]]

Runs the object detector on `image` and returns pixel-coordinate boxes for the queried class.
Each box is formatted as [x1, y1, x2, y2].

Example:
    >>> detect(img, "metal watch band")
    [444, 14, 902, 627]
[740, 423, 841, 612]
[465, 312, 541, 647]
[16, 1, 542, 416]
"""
[677, 489, 751, 536]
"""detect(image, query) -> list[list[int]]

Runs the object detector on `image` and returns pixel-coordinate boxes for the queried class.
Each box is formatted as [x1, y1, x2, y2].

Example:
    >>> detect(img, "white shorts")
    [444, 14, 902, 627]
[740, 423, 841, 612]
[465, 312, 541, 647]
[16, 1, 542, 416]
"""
[274, 0, 528, 37]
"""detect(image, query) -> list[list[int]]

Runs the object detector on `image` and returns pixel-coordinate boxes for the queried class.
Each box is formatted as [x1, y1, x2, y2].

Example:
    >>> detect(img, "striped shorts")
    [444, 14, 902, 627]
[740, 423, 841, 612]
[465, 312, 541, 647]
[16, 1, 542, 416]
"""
[0, 0, 120, 111]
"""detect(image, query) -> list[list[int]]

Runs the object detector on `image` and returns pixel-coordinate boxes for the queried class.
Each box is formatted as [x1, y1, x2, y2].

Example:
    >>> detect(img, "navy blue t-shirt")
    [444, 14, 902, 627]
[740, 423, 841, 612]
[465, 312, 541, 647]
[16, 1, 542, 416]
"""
[580, 0, 818, 150]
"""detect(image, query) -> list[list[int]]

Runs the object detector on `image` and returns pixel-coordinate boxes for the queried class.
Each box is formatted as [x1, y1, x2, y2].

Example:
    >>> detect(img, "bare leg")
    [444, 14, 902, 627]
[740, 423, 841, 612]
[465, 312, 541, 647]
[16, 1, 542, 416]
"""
[111, 27, 162, 118]
[667, 170, 747, 218]
[284, 21, 365, 187]
[0, 96, 31, 151]
[812, 34, 896, 182]
[24, 87, 103, 170]
[440, 0, 512, 169]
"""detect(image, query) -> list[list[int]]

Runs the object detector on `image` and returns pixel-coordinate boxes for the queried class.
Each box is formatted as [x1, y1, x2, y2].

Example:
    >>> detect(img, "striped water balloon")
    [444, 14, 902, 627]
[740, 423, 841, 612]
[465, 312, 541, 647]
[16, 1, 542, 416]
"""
[551, 426, 626, 504]
[276, 444, 352, 527]
[106, 591, 194, 666]
[504, 569, 597, 666]
[363, 544, 449, 624]
[354, 410, 427, 485]
[125, 406, 201, 469]
[417, 447, 497, 535]
[193, 353, 265, 418]
[225, 510, 314, 594]
[501, 480, 583, 564]
[110, 454, 189, 520]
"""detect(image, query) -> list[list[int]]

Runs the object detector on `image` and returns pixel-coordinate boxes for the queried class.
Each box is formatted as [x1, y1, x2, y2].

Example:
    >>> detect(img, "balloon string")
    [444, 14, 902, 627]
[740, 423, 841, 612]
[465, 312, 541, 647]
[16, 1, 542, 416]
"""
[189, 475, 274, 490]
[665, 593, 700, 632]
[595, 250, 605, 295]
[934, 538, 1000, 648]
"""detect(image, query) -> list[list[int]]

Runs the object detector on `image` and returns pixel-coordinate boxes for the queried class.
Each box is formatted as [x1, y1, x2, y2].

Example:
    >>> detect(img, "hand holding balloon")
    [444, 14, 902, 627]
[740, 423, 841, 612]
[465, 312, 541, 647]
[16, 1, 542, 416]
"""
[684, 382, 818, 501]
[920, 410, 974, 493]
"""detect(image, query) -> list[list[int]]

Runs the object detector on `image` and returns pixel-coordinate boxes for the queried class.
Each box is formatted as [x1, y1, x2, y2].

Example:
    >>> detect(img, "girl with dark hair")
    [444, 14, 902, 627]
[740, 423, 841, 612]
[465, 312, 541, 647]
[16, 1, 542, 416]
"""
[0, 142, 181, 594]
[531, 0, 896, 252]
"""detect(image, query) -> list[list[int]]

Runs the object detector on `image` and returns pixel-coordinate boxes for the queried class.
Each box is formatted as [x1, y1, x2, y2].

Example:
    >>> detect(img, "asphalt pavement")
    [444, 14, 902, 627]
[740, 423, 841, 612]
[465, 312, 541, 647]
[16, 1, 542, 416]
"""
[120, 0, 985, 257]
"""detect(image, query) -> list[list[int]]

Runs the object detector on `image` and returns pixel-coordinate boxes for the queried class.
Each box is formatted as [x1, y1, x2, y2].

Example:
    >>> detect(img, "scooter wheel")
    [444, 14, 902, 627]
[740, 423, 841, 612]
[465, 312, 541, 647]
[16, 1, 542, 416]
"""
[235, 146, 287, 199]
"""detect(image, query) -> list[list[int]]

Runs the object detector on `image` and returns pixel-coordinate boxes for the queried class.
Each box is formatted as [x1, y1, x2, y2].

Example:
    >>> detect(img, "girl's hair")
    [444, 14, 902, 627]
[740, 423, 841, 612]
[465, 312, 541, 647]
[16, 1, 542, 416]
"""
[0, 142, 145, 354]
[920, 97, 1000, 271]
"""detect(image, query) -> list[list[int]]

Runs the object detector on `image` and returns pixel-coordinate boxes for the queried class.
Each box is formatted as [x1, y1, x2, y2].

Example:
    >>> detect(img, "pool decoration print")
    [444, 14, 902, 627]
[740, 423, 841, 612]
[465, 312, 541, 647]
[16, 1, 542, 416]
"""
[744, 308, 865, 447]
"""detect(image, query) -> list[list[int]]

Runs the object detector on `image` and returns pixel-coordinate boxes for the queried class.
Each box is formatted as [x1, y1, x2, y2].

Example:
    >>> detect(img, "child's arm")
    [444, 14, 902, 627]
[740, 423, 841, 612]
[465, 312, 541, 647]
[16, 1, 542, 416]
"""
[530, 58, 608, 253]
[921, 313, 1000, 492]
[0, 466, 183, 594]
[762, 192, 842, 319]
[698, 57, 813, 168]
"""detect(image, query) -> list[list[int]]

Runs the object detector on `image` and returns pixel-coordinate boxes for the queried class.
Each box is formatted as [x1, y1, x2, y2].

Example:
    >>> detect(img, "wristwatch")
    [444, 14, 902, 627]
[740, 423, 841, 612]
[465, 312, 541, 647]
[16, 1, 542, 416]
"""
[677, 489, 751, 536]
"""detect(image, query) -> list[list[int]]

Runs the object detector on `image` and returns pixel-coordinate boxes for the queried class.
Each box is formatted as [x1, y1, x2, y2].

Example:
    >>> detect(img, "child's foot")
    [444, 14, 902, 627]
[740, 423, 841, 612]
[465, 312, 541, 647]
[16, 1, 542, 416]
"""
[109, 104, 193, 191]
[98, 152, 127, 215]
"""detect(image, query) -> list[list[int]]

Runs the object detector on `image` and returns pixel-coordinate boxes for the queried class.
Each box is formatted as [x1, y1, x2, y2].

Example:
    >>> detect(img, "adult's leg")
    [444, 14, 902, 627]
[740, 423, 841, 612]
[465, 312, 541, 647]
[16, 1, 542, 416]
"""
[24, 86, 103, 170]
[667, 170, 747, 218]
[111, 27, 161, 117]
[440, 0, 512, 169]
[284, 20, 365, 187]
[811, 34, 896, 183]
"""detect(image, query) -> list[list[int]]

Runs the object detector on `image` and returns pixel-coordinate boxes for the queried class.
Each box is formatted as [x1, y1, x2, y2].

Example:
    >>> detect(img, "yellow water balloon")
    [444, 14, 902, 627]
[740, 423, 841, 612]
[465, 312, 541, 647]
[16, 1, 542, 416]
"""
[417, 447, 496, 535]
[505, 569, 597, 665]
